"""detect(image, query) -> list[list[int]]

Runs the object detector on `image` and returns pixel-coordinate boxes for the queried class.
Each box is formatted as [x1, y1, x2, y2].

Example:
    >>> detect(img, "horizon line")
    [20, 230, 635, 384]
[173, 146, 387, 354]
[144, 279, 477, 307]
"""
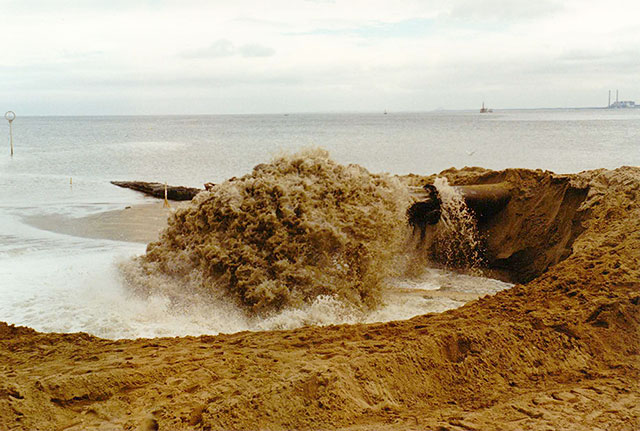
[2, 106, 619, 118]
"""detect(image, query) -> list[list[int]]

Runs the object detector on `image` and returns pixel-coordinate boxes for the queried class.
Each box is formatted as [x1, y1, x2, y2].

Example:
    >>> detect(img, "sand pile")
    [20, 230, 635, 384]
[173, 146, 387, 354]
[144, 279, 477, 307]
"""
[133, 149, 411, 314]
[1, 166, 638, 430]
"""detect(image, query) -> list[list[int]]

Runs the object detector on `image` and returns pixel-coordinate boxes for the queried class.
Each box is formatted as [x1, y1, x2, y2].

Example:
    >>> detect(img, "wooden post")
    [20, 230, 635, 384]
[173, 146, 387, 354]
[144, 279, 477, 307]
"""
[163, 182, 171, 208]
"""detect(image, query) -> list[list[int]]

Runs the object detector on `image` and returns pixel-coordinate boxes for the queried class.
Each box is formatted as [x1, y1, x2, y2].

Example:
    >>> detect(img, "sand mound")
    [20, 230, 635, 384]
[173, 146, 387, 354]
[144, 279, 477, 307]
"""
[134, 149, 411, 314]
[1, 166, 638, 430]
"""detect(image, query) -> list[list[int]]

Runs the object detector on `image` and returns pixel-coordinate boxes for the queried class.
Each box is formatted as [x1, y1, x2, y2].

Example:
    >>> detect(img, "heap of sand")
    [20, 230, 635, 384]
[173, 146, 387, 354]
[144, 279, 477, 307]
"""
[1, 166, 638, 430]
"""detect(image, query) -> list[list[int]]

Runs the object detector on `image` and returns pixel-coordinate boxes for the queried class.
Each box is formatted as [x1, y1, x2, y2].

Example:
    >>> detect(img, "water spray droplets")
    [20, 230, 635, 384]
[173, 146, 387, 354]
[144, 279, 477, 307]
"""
[432, 177, 484, 271]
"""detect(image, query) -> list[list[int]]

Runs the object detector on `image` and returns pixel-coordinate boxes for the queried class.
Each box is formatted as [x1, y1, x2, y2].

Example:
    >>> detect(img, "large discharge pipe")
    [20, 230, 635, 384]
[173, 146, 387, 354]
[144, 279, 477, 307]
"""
[408, 182, 511, 230]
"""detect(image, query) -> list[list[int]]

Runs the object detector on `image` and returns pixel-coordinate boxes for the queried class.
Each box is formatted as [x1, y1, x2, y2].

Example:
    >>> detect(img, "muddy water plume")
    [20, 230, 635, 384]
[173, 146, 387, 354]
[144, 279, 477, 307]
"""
[128, 149, 412, 315]
[430, 177, 484, 271]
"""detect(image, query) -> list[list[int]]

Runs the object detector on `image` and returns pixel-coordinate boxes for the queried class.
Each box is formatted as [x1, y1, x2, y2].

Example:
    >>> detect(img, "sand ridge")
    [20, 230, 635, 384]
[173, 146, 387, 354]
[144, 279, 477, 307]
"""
[1, 166, 639, 430]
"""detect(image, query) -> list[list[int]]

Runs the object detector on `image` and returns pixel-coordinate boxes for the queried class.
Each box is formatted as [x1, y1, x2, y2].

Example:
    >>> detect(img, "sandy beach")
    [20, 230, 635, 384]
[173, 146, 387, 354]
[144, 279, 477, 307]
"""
[23, 202, 177, 244]
[1, 164, 639, 430]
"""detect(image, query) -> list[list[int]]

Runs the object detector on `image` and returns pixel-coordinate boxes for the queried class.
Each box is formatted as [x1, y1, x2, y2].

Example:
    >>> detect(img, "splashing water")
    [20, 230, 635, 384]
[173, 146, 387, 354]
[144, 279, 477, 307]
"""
[431, 177, 484, 271]
[1, 149, 512, 339]
[125, 149, 413, 315]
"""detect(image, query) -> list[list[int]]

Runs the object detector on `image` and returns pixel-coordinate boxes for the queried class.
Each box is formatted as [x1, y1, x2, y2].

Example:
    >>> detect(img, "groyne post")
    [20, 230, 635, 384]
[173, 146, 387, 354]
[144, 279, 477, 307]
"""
[163, 182, 171, 208]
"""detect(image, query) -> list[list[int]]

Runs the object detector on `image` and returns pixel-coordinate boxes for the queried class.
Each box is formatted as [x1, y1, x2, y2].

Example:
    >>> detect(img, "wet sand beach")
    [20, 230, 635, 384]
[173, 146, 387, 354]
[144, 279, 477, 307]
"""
[24, 202, 177, 244]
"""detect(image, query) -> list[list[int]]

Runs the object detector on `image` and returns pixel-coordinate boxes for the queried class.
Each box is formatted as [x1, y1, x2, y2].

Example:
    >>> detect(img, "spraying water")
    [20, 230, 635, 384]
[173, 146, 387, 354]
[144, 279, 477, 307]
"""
[2, 144, 510, 339]
[430, 177, 484, 271]
[126, 148, 413, 315]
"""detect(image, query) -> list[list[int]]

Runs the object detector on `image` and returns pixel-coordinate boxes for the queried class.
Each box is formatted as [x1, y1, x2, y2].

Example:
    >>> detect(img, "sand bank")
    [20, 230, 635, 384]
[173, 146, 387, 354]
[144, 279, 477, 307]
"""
[1, 166, 639, 430]
[23, 202, 179, 244]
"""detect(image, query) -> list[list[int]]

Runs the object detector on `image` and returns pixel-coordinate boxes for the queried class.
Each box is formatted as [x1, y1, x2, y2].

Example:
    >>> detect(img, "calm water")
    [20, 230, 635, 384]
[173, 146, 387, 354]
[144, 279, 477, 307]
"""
[0, 109, 638, 338]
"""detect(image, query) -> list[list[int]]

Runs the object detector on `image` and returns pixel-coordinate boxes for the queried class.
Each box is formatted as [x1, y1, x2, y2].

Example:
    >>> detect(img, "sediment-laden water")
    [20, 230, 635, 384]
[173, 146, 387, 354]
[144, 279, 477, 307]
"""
[1, 110, 637, 338]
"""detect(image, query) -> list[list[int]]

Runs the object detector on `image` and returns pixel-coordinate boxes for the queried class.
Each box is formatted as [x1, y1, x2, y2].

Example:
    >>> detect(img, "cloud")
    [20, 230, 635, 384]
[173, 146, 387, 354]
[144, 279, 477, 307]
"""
[182, 39, 236, 58]
[291, 18, 435, 39]
[2, 0, 639, 114]
[59, 50, 104, 60]
[557, 48, 640, 67]
[448, 0, 563, 22]
[239, 44, 276, 57]
[182, 40, 275, 59]
[548, 49, 640, 75]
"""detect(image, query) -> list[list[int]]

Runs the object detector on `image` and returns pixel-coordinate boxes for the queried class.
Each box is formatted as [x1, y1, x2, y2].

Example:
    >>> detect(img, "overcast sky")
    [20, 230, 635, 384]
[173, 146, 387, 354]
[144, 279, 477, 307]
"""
[1, 0, 639, 115]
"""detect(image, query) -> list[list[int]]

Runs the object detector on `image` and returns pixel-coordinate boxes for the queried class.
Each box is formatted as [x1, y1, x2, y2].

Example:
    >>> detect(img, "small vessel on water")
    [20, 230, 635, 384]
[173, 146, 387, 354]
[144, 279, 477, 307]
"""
[480, 102, 493, 113]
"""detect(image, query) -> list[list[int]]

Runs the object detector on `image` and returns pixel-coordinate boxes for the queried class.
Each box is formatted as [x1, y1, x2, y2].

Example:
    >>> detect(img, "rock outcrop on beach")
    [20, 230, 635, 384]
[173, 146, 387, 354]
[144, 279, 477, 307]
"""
[111, 180, 203, 201]
[1, 166, 639, 430]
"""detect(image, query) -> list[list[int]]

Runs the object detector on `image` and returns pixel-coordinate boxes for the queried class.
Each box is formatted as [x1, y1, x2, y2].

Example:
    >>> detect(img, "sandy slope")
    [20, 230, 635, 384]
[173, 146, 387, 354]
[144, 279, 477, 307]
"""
[1, 167, 639, 430]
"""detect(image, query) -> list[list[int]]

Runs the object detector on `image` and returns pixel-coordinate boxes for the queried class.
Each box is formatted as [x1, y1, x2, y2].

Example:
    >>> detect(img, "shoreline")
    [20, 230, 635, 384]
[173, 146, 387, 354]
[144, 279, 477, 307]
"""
[18, 200, 501, 337]
[22, 202, 178, 244]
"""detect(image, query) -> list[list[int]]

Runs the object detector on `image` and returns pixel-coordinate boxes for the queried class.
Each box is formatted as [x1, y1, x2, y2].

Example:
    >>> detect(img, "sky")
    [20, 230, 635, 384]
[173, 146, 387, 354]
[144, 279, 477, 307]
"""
[1, 0, 639, 115]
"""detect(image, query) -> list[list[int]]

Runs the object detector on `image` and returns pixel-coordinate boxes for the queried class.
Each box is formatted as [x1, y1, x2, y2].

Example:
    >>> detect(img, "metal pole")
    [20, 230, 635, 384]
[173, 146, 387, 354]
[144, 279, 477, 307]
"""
[5, 111, 15, 156]
[9, 121, 13, 156]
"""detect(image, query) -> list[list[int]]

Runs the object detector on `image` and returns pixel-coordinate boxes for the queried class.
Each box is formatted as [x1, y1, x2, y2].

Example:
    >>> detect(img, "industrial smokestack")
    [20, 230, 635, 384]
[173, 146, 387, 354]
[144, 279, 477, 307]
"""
[609, 90, 611, 107]
[616, 90, 619, 103]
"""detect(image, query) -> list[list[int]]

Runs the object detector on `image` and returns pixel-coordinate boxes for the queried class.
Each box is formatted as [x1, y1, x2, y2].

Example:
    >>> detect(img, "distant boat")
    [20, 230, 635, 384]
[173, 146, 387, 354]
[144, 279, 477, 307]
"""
[480, 102, 493, 113]
[384, 109, 388, 115]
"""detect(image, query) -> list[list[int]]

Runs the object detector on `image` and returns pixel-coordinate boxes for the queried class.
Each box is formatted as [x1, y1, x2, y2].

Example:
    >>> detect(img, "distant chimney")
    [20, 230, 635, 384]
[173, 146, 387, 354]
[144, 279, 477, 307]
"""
[616, 89, 619, 103]
[609, 90, 611, 107]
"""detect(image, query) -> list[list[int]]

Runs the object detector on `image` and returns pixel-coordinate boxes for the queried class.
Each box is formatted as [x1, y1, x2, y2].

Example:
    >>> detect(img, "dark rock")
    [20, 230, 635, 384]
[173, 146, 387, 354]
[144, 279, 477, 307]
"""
[111, 181, 203, 201]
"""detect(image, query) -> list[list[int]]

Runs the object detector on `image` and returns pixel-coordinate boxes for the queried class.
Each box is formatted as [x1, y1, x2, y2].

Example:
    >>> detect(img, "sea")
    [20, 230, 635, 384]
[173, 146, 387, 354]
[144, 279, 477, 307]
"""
[1, 109, 639, 339]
